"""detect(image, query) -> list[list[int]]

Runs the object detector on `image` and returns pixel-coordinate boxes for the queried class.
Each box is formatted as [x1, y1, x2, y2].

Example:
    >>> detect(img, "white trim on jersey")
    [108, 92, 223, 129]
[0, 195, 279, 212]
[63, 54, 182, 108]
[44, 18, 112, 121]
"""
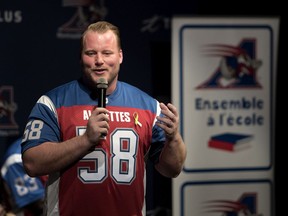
[1, 153, 22, 176]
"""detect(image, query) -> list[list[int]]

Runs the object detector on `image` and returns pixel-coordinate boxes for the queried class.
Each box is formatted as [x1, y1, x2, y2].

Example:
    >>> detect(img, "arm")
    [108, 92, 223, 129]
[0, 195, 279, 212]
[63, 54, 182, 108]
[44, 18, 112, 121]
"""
[154, 103, 187, 178]
[22, 136, 92, 177]
[22, 107, 110, 177]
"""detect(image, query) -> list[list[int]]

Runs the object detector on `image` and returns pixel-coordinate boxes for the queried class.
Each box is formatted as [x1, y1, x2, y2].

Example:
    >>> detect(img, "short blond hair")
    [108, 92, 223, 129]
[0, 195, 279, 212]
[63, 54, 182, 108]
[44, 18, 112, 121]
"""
[81, 21, 122, 50]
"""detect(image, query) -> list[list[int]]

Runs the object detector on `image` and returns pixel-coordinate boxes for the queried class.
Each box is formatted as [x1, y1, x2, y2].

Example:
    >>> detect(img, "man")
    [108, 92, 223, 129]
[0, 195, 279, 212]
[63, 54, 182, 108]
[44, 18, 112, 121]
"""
[21, 21, 186, 216]
[1, 138, 46, 216]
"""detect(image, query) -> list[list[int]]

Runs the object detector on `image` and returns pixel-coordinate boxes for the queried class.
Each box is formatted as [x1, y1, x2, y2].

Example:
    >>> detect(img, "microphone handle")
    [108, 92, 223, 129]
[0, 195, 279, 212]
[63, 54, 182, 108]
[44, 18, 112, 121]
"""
[98, 88, 106, 108]
[97, 88, 107, 139]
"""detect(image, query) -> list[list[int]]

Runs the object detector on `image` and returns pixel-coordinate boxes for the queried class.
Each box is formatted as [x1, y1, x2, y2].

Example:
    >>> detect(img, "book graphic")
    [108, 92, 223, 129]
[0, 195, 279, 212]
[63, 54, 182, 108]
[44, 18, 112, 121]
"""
[208, 132, 253, 152]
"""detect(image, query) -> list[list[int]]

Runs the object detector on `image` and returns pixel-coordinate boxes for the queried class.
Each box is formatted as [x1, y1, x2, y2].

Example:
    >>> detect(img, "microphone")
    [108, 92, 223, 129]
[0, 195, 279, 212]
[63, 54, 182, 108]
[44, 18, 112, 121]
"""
[96, 78, 108, 139]
[96, 78, 108, 108]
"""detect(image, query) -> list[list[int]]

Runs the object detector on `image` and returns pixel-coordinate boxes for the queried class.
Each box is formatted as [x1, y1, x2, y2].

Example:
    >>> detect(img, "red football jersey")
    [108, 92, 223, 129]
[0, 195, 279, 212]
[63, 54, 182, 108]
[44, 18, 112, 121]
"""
[22, 80, 166, 216]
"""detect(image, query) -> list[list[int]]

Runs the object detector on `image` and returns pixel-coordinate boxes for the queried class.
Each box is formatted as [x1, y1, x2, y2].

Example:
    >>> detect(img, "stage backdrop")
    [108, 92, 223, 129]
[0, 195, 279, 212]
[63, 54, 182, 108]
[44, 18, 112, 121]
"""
[0, 0, 199, 213]
[0, 0, 198, 150]
[172, 17, 279, 216]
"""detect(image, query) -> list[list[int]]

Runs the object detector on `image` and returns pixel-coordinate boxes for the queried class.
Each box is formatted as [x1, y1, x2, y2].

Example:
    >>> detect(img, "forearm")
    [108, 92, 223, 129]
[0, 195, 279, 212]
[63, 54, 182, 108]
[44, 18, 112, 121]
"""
[22, 135, 93, 177]
[155, 132, 187, 178]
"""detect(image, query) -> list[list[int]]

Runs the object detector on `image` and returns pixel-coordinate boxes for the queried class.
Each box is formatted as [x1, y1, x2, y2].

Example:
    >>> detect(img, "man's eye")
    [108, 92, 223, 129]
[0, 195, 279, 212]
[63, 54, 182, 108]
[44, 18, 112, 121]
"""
[85, 51, 96, 56]
[103, 52, 112, 56]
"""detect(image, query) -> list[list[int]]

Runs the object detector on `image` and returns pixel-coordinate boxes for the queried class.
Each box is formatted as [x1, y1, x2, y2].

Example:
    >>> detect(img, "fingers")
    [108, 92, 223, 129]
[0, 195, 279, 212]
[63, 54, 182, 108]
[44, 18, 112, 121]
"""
[86, 107, 110, 143]
[156, 102, 179, 138]
[94, 108, 110, 135]
[160, 103, 178, 119]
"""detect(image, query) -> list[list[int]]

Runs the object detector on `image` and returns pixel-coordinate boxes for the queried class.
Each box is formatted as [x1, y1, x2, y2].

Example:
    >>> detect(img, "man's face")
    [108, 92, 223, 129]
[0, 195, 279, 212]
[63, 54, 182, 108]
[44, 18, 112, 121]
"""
[81, 30, 123, 92]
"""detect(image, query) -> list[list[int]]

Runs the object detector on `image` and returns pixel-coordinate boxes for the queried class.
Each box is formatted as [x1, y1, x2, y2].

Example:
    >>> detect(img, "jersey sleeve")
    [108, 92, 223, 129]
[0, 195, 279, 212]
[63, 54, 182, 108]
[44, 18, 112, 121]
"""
[148, 100, 166, 164]
[21, 95, 61, 153]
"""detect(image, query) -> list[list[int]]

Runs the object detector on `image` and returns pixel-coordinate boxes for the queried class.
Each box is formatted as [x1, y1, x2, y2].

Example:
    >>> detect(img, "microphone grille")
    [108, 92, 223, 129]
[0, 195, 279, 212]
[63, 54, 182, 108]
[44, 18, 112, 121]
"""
[96, 78, 108, 89]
